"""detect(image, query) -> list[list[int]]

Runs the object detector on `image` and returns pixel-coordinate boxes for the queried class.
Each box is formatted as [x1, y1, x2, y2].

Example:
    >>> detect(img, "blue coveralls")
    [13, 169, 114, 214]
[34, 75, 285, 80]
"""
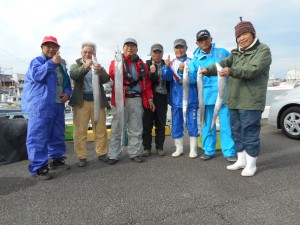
[162, 56, 198, 138]
[189, 44, 235, 157]
[22, 53, 72, 175]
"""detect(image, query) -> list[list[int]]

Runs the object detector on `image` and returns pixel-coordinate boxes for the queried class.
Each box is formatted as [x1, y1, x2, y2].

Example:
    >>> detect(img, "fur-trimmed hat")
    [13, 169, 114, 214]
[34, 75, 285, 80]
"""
[235, 17, 256, 38]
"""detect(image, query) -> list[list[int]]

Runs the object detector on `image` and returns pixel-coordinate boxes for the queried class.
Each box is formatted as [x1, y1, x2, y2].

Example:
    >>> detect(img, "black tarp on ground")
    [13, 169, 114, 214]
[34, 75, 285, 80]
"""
[0, 117, 28, 165]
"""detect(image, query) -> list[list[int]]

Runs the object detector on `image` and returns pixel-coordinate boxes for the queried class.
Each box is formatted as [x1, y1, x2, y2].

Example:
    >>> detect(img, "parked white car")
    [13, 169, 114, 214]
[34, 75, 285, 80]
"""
[268, 86, 300, 139]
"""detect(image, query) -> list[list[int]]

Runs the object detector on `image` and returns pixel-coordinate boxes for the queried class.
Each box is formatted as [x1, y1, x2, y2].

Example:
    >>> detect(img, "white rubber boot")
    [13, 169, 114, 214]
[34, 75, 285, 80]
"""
[189, 137, 198, 159]
[227, 151, 246, 170]
[172, 138, 183, 157]
[241, 153, 257, 177]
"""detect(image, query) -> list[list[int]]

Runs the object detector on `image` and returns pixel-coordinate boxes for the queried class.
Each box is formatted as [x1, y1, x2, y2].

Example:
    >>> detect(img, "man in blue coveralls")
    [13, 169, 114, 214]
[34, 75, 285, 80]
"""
[189, 30, 236, 162]
[22, 36, 72, 180]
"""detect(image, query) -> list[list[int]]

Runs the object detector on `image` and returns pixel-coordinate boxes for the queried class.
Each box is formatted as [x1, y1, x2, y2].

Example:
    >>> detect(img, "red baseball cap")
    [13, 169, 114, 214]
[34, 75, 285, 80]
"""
[41, 36, 60, 47]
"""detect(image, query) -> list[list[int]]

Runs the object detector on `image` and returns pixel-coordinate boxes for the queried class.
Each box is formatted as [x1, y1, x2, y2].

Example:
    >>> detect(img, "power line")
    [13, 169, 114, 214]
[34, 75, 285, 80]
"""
[0, 47, 29, 65]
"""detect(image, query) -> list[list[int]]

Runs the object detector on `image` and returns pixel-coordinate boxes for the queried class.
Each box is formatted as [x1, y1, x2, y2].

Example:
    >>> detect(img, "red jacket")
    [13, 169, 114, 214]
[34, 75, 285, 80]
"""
[109, 55, 153, 108]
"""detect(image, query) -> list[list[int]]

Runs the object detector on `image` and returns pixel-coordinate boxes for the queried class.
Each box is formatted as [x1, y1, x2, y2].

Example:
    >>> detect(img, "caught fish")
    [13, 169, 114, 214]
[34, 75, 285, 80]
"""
[197, 65, 205, 130]
[210, 62, 228, 132]
[182, 61, 189, 128]
[114, 48, 125, 146]
[92, 55, 100, 125]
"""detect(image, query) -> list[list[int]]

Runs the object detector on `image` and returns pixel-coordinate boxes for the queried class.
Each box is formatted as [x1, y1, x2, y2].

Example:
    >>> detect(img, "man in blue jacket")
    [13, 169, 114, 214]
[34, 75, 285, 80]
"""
[162, 39, 198, 158]
[22, 36, 72, 180]
[189, 30, 236, 162]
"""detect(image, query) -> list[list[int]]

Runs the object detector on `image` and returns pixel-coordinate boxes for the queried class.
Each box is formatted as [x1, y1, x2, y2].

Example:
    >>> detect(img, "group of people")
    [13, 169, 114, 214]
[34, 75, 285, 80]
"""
[21, 18, 272, 180]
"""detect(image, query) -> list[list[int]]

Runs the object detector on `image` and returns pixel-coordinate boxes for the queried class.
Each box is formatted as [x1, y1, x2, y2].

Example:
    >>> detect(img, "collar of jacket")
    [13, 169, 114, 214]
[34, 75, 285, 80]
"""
[41, 52, 66, 67]
[232, 39, 261, 54]
[41, 53, 49, 62]
[75, 58, 84, 66]
[238, 37, 258, 52]
[193, 43, 215, 60]
[123, 54, 140, 66]
[146, 59, 165, 66]
[175, 55, 188, 62]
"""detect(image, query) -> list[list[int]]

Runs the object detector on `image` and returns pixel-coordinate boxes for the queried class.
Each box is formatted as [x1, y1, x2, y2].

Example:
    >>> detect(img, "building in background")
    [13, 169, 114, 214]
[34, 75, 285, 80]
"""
[0, 73, 24, 104]
[286, 70, 300, 82]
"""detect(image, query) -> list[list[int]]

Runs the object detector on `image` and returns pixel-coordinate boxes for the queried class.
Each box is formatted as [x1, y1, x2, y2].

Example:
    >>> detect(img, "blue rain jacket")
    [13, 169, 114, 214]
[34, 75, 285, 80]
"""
[189, 44, 235, 156]
[162, 57, 198, 108]
[189, 43, 230, 105]
[22, 53, 72, 118]
[162, 56, 198, 138]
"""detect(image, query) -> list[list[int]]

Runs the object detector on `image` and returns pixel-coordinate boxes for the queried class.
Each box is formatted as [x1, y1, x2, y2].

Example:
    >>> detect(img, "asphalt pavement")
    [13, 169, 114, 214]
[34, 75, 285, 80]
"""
[0, 119, 299, 225]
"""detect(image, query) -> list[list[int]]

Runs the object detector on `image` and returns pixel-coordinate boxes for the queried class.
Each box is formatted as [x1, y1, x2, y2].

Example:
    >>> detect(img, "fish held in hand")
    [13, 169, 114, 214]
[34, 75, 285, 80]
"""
[210, 63, 228, 132]
[92, 55, 100, 125]
[197, 65, 204, 130]
[114, 48, 125, 146]
[182, 61, 189, 129]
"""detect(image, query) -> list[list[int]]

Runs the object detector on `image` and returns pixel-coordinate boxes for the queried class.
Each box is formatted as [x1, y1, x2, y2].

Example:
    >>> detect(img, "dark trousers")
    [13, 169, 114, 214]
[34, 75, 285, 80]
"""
[230, 109, 262, 157]
[142, 92, 168, 150]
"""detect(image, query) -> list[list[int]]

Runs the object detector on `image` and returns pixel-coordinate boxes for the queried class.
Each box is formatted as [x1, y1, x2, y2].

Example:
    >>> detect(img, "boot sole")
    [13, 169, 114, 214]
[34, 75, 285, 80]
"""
[172, 153, 183, 157]
[227, 166, 245, 171]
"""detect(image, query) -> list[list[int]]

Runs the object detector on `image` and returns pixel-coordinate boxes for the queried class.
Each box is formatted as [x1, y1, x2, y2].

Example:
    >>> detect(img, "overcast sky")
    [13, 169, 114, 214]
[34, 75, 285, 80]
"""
[0, 0, 299, 78]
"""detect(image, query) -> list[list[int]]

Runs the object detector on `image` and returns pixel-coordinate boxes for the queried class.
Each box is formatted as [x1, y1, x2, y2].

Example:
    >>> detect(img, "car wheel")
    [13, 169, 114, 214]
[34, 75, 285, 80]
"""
[279, 106, 300, 140]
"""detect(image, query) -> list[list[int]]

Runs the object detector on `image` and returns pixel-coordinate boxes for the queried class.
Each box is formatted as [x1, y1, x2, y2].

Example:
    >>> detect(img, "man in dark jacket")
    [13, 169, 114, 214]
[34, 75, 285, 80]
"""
[142, 44, 171, 157]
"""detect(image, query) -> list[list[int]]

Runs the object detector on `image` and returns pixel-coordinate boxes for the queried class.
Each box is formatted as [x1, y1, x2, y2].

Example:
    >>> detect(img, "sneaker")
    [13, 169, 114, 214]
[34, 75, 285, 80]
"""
[107, 158, 119, 165]
[98, 155, 109, 162]
[226, 156, 237, 162]
[142, 149, 151, 157]
[78, 159, 87, 167]
[200, 154, 214, 161]
[156, 149, 165, 156]
[32, 166, 52, 180]
[49, 158, 70, 170]
[131, 156, 144, 163]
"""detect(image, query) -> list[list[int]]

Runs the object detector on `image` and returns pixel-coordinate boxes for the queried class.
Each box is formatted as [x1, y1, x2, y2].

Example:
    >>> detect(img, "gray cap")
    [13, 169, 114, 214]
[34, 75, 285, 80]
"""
[124, 38, 138, 46]
[174, 39, 187, 48]
[151, 43, 163, 52]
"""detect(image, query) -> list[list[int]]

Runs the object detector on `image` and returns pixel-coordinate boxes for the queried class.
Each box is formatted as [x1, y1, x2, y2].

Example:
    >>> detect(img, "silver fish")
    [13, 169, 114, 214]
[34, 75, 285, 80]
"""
[197, 65, 205, 130]
[114, 48, 125, 146]
[92, 55, 100, 125]
[182, 61, 189, 128]
[210, 62, 228, 132]
[210, 63, 228, 131]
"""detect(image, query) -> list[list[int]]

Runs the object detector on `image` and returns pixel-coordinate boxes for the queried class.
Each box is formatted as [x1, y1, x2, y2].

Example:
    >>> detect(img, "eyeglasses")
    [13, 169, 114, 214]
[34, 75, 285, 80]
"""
[82, 51, 94, 55]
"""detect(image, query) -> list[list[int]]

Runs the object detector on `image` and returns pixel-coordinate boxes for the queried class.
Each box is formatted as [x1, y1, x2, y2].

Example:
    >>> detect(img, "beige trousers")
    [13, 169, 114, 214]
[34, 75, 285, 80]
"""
[73, 100, 108, 159]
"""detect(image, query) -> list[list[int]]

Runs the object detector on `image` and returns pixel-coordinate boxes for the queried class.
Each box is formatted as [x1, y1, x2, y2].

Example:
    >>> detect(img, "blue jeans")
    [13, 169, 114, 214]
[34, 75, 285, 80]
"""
[230, 109, 262, 157]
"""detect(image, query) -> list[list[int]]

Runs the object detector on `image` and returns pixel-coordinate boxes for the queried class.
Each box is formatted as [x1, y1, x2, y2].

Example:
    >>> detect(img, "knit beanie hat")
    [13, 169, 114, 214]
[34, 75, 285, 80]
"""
[235, 17, 256, 38]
